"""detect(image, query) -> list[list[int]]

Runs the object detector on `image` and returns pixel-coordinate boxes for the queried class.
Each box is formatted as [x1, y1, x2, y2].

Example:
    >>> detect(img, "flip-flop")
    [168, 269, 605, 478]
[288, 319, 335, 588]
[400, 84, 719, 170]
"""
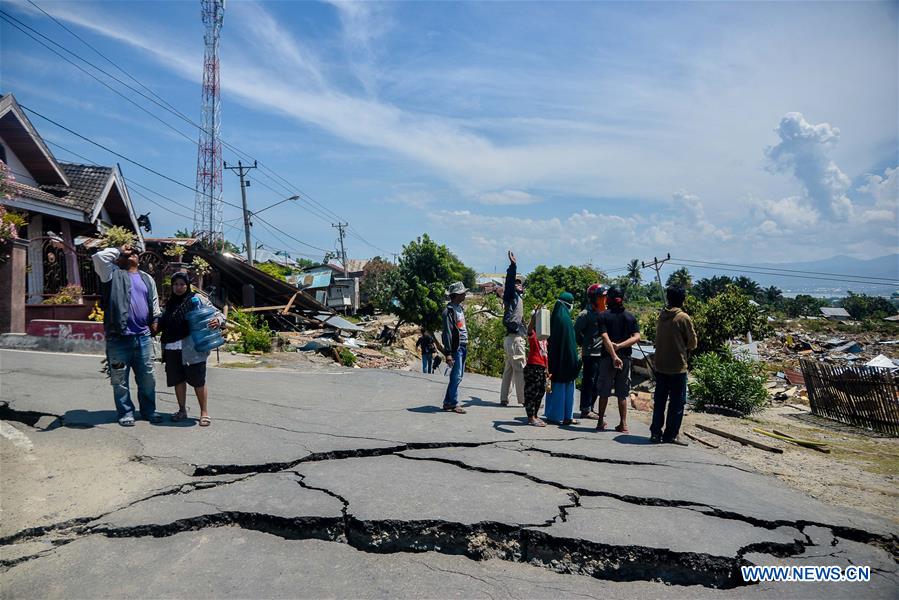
[199, 416, 212, 427]
[562, 419, 580, 426]
[171, 409, 188, 422]
[614, 424, 629, 433]
[529, 419, 546, 427]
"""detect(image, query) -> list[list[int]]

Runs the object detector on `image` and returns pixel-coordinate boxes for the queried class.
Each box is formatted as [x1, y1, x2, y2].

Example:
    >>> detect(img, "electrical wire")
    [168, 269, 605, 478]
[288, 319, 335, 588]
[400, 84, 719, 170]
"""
[667, 262, 896, 287]
[673, 257, 898, 284]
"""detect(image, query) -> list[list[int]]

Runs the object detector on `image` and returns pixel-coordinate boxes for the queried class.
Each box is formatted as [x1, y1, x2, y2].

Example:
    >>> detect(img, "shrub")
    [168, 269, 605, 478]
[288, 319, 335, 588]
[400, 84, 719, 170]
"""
[42, 285, 83, 305]
[463, 294, 506, 377]
[338, 347, 357, 367]
[689, 349, 768, 417]
[229, 309, 273, 353]
[100, 226, 137, 249]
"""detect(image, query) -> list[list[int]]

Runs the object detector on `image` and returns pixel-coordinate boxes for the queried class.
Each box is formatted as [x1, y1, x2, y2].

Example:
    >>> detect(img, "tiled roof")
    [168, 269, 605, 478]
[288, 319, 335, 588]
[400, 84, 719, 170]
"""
[40, 163, 113, 213]
[9, 180, 73, 207]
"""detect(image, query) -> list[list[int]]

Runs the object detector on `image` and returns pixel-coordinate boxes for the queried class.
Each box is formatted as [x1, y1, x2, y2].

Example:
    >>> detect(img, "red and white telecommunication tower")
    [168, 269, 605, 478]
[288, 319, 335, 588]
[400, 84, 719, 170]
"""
[193, 0, 225, 243]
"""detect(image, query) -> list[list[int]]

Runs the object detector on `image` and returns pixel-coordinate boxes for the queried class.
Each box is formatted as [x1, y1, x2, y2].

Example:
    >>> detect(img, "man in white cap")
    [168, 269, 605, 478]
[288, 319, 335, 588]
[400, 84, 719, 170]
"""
[440, 281, 468, 413]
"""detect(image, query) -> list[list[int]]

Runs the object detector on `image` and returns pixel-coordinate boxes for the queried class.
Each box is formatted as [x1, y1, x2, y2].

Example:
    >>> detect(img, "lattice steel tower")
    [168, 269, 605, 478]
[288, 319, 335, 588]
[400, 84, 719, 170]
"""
[193, 0, 225, 243]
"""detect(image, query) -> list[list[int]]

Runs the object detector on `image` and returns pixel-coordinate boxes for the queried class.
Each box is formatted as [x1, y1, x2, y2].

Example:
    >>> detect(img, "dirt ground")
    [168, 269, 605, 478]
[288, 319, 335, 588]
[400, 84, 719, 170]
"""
[627, 402, 899, 525]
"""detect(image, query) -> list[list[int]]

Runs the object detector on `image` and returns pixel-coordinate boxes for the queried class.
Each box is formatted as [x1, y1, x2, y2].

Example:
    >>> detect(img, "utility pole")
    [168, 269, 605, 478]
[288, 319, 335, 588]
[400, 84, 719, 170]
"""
[641, 253, 671, 300]
[332, 222, 348, 276]
[224, 160, 257, 264]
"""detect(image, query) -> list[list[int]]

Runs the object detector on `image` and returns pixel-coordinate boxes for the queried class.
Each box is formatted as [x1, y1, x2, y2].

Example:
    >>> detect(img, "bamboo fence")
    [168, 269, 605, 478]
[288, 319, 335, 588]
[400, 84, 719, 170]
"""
[800, 359, 899, 436]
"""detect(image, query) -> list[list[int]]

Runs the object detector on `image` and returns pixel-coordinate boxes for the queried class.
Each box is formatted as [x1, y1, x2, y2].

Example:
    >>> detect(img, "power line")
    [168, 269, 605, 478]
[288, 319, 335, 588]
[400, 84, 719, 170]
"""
[11, 7, 398, 256]
[668, 262, 896, 287]
[673, 257, 899, 284]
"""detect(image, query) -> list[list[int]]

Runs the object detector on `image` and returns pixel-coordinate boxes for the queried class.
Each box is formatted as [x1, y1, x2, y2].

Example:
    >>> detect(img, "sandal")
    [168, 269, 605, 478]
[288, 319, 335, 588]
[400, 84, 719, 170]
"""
[614, 423, 629, 433]
[442, 406, 467, 414]
[199, 416, 212, 427]
[529, 418, 546, 427]
[562, 419, 580, 426]
[171, 409, 188, 422]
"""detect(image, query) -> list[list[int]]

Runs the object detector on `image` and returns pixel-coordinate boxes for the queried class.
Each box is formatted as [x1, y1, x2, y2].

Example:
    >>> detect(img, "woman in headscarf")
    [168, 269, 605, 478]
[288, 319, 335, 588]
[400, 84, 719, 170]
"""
[544, 291, 581, 426]
[158, 272, 224, 426]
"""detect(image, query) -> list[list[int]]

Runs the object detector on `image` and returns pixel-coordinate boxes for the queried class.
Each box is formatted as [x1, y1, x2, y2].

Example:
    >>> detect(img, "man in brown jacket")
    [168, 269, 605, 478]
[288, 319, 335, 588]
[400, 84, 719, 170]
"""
[650, 285, 698, 445]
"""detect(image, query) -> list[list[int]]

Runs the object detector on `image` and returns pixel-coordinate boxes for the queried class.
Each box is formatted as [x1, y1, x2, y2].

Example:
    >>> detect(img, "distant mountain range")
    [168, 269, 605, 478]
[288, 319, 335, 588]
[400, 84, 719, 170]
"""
[674, 254, 899, 297]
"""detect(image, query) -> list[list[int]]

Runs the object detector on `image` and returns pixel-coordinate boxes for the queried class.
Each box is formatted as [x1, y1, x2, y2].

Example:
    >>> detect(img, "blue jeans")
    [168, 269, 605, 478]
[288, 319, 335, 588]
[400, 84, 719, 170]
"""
[442, 345, 467, 408]
[650, 372, 688, 441]
[422, 352, 434, 374]
[106, 334, 157, 419]
[544, 380, 575, 423]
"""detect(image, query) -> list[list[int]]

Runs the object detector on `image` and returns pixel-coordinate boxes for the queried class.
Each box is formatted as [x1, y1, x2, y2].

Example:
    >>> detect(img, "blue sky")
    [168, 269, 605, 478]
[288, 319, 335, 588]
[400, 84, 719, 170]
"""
[2, 0, 897, 274]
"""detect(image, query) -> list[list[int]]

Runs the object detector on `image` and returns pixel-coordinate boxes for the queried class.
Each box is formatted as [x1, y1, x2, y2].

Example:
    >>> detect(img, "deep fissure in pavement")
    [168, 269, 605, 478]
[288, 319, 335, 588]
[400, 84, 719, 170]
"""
[3, 417, 896, 586]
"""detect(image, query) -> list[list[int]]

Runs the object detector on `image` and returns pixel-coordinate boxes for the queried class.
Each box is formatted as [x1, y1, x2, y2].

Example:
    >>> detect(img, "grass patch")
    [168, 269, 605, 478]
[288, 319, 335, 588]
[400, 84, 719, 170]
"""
[220, 361, 261, 369]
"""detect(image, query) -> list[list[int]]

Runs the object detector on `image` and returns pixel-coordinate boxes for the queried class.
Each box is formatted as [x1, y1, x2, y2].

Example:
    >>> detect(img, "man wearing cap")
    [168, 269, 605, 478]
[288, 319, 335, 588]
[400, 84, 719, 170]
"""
[500, 250, 526, 407]
[440, 281, 469, 414]
[92, 243, 162, 426]
[574, 284, 608, 421]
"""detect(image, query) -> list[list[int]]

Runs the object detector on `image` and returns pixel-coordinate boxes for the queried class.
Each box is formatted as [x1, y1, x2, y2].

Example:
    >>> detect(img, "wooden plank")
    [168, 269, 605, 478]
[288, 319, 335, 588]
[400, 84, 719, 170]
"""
[281, 292, 299, 315]
[240, 304, 288, 313]
[756, 428, 831, 454]
[694, 424, 784, 453]
[683, 430, 718, 448]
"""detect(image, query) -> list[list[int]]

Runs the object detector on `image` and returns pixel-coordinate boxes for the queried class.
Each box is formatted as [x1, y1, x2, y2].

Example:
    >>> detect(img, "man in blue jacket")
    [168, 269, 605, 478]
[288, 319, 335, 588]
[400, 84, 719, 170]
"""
[93, 244, 162, 426]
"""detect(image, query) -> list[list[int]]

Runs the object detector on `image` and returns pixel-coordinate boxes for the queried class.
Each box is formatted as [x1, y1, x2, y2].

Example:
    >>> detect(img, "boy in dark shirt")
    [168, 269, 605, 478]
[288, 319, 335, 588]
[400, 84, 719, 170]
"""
[595, 286, 640, 432]
[415, 328, 437, 373]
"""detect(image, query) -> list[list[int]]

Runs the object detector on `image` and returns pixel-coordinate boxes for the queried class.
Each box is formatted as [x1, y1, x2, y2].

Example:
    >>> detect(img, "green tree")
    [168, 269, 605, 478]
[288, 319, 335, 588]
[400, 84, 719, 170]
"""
[782, 294, 828, 317]
[360, 256, 399, 310]
[665, 267, 693, 289]
[626, 258, 642, 286]
[839, 292, 897, 320]
[762, 286, 783, 307]
[174, 228, 193, 238]
[464, 294, 506, 377]
[689, 285, 772, 355]
[734, 276, 762, 301]
[525, 264, 606, 307]
[390, 234, 475, 331]
[692, 275, 733, 301]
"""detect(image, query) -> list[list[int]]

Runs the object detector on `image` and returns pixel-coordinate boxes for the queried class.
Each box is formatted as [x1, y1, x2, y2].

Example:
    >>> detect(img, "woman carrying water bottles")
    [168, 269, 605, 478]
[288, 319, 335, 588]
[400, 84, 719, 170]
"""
[158, 272, 225, 427]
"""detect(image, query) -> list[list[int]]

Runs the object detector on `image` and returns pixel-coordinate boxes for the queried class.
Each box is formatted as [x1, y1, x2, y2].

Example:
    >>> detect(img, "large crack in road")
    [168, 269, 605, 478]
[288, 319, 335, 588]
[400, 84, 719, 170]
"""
[3, 434, 897, 590]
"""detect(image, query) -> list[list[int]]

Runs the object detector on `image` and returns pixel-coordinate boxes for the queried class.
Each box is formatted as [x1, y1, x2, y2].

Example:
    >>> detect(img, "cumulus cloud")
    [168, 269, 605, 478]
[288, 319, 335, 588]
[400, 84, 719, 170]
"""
[765, 112, 853, 220]
[671, 190, 732, 241]
[476, 190, 541, 205]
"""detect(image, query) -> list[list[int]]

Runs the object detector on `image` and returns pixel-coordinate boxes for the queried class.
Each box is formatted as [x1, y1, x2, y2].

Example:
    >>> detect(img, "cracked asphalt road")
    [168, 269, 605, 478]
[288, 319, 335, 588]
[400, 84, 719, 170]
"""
[1, 349, 897, 598]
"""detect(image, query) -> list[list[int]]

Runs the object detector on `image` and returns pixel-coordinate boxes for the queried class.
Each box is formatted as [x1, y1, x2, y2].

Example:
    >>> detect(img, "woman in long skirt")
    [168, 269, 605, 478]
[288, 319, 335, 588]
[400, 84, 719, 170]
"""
[544, 292, 581, 426]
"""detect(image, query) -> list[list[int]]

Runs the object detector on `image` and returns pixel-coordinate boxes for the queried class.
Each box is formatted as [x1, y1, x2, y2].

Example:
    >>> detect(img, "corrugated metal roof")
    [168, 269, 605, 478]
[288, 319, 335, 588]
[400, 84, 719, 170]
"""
[820, 307, 851, 318]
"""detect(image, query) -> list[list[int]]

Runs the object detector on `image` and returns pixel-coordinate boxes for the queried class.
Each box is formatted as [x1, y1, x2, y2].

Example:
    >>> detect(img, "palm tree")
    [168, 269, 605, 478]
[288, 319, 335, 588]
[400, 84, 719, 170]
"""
[734, 276, 762, 300]
[764, 285, 783, 305]
[626, 259, 642, 287]
[665, 267, 693, 289]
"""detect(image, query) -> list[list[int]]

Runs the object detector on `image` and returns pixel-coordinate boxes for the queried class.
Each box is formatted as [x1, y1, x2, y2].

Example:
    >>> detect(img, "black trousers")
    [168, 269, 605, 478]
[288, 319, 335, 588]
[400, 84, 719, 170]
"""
[650, 372, 688, 441]
[580, 355, 601, 415]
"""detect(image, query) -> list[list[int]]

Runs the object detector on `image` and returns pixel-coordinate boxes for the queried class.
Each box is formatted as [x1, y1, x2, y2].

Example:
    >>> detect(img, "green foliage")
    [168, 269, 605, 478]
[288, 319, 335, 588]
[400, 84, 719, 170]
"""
[689, 349, 769, 417]
[42, 284, 83, 305]
[360, 256, 398, 309]
[626, 258, 642, 286]
[0, 203, 27, 246]
[255, 261, 290, 281]
[191, 256, 211, 275]
[220, 239, 242, 254]
[174, 228, 193, 238]
[692, 275, 734, 301]
[100, 225, 137, 249]
[782, 294, 828, 317]
[686, 286, 772, 355]
[525, 264, 607, 307]
[229, 309, 273, 353]
[390, 234, 475, 331]
[338, 347, 357, 367]
[164, 243, 187, 260]
[638, 311, 658, 342]
[464, 294, 506, 377]
[665, 267, 693, 289]
[839, 292, 896, 320]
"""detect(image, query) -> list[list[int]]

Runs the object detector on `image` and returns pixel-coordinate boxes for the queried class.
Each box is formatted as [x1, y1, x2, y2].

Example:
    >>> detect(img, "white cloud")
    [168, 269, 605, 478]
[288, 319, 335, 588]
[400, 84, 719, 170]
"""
[384, 190, 433, 210]
[859, 166, 899, 209]
[476, 190, 541, 205]
[765, 112, 854, 220]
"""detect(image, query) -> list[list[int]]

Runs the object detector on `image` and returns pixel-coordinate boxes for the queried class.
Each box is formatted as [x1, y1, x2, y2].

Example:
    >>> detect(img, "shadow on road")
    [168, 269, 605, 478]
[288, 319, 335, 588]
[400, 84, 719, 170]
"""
[61, 409, 120, 428]
[492, 417, 530, 433]
[613, 434, 652, 445]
